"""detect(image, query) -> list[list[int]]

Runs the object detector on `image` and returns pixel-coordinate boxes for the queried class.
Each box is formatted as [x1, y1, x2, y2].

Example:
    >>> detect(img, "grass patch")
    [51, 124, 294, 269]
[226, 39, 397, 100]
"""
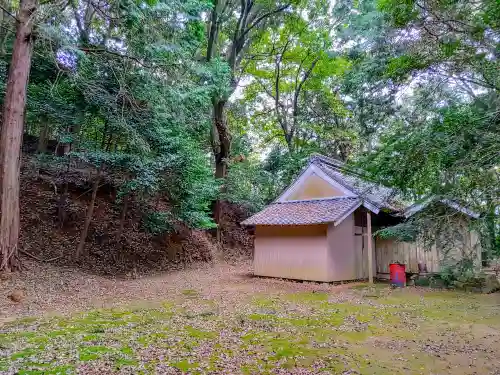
[171, 359, 200, 372]
[181, 289, 200, 298]
[78, 345, 114, 361]
[349, 282, 389, 290]
[184, 326, 217, 339]
[286, 291, 329, 302]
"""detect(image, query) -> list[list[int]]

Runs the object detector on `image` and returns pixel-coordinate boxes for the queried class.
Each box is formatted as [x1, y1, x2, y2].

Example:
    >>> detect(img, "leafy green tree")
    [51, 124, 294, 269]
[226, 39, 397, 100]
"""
[336, 0, 400, 151]
[0, 0, 225, 262]
[0, 0, 38, 271]
[377, 0, 499, 91]
[354, 0, 500, 259]
[240, 1, 356, 158]
[361, 91, 499, 257]
[205, 0, 294, 226]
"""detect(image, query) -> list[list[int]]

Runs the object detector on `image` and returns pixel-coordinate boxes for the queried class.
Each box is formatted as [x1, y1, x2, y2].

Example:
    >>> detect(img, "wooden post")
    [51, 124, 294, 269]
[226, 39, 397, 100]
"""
[366, 211, 374, 284]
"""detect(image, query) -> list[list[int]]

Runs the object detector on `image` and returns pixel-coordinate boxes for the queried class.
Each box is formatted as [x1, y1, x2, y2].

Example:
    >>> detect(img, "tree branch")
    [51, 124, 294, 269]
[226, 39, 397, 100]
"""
[255, 77, 277, 101]
[292, 55, 320, 138]
[295, 56, 320, 100]
[79, 47, 152, 68]
[20, 249, 62, 262]
[228, 0, 249, 69]
[0, 23, 14, 34]
[0, 5, 19, 22]
[239, 3, 291, 44]
[274, 38, 292, 146]
[206, 0, 219, 62]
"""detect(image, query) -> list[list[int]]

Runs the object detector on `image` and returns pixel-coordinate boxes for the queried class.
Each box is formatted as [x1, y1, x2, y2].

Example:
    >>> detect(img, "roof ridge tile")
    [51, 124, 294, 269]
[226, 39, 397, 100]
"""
[274, 196, 357, 204]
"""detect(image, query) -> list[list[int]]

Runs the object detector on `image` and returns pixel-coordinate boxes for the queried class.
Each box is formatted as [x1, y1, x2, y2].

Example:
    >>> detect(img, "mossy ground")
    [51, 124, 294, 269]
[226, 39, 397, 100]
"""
[1, 283, 500, 374]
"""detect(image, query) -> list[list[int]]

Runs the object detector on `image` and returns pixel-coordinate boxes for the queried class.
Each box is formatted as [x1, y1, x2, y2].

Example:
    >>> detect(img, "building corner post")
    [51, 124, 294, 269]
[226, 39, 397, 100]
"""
[367, 211, 374, 284]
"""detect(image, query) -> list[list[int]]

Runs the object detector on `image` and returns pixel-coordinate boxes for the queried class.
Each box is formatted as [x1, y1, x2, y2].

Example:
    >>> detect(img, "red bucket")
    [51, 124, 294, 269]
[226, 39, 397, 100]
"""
[389, 263, 406, 287]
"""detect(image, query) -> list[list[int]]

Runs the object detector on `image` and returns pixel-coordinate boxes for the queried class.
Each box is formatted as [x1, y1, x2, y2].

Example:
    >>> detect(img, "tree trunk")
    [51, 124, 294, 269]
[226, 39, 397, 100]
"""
[37, 121, 49, 153]
[206, 0, 219, 62]
[212, 99, 231, 233]
[101, 120, 108, 150]
[57, 159, 70, 228]
[76, 169, 101, 259]
[486, 201, 498, 260]
[57, 184, 68, 228]
[0, 0, 37, 272]
[284, 132, 293, 153]
[60, 125, 74, 156]
[105, 133, 113, 152]
[155, 193, 161, 210]
[117, 193, 129, 239]
[63, 142, 71, 155]
[57, 150, 72, 228]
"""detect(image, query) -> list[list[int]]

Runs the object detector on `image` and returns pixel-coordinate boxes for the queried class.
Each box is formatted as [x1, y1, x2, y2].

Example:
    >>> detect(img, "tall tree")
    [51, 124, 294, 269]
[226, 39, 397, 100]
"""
[206, 0, 292, 225]
[356, 0, 500, 257]
[336, 0, 399, 151]
[377, 0, 499, 92]
[0, 0, 38, 271]
[0, 0, 221, 261]
[241, 3, 354, 157]
[61, 0, 220, 255]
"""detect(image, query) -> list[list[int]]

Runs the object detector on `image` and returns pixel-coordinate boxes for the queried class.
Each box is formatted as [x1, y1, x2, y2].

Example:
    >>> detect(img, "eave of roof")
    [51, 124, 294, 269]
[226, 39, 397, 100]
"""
[241, 197, 361, 226]
[309, 155, 403, 212]
[404, 198, 480, 219]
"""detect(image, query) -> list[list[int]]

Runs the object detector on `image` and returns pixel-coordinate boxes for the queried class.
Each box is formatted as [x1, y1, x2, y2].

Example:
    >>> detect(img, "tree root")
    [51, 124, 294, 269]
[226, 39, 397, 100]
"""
[19, 249, 62, 262]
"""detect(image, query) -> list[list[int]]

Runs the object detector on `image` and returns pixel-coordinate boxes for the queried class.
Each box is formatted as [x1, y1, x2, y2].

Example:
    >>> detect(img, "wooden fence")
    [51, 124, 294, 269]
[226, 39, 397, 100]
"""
[375, 230, 481, 277]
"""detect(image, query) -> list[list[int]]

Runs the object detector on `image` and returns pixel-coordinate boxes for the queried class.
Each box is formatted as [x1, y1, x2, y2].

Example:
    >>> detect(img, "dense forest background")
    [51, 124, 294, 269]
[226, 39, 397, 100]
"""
[0, 0, 497, 273]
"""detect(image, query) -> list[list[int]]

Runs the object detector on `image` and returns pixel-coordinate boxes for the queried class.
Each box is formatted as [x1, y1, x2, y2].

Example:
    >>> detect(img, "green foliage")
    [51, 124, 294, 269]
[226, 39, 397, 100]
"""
[6, 0, 225, 232]
[439, 260, 476, 288]
[202, 58, 233, 101]
[361, 96, 499, 200]
[375, 223, 419, 242]
[0, 0, 496, 255]
[262, 147, 310, 190]
[142, 211, 174, 235]
[359, 83, 499, 258]
[376, 0, 499, 91]
[384, 55, 427, 81]
[224, 158, 279, 212]
[438, 262, 499, 293]
[223, 141, 312, 212]
[239, 2, 357, 157]
[377, 0, 417, 27]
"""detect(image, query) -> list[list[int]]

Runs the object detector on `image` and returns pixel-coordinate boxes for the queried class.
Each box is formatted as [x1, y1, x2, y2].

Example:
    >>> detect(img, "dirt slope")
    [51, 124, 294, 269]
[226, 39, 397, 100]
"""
[17, 157, 253, 277]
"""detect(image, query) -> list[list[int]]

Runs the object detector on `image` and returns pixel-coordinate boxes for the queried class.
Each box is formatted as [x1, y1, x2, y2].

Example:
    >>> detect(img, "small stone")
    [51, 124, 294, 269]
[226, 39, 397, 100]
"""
[8, 289, 24, 303]
[0, 271, 12, 282]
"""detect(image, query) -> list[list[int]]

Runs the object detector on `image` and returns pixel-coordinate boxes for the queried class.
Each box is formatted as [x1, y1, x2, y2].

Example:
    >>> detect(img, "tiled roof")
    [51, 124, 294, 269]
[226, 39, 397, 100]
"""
[310, 155, 404, 211]
[241, 154, 475, 227]
[404, 198, 480, 219]
[241, 197, 360, 226]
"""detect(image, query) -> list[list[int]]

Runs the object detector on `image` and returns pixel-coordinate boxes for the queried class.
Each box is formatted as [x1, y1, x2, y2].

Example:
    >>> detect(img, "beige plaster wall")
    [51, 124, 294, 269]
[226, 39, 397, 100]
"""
[253, 224, 330, 281]
[286, 173, 345, 201]
[326, 214, 359, 281]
